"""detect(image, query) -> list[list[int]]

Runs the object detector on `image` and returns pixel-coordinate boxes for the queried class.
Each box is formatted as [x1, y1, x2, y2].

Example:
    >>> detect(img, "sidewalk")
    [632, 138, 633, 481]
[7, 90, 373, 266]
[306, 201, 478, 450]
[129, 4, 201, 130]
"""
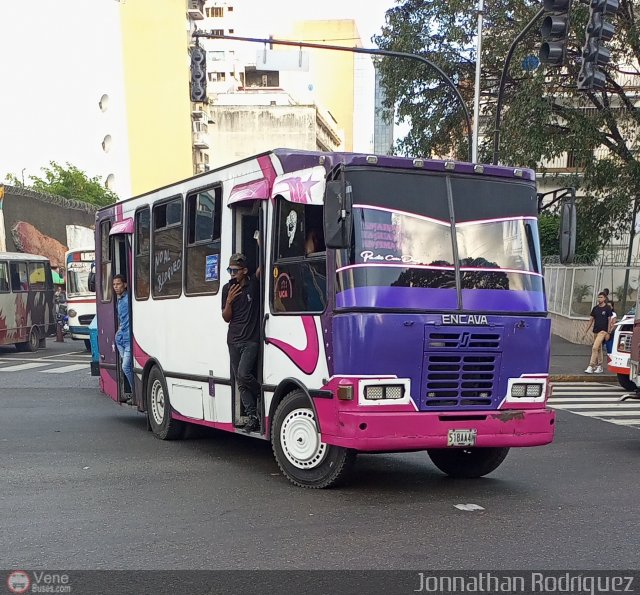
[549, 333, 618, 383]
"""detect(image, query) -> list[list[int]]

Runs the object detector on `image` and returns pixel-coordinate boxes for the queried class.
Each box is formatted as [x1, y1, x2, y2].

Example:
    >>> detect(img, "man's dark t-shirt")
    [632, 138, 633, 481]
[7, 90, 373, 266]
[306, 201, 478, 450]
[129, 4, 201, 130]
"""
[221, 276, 260, 344]
[590, 304, 613, 334]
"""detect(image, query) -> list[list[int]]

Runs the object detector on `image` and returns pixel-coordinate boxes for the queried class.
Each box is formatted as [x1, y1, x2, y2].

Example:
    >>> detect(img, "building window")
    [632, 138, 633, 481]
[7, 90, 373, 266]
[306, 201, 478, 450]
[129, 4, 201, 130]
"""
[271, 200, 326, 314]
[208, 51, 225, 62]
[152, 198, 183, 299]
[207, 72, 226, 82]
[244, 68, 279, 88]
[135, 208, 150, 300]
[227, 6, 233, 11]
[566, 150, 589, 170]
[211, 29, 224, 36]
[206, 6, 224, 17]
[185, 187, 222, 295]
[228, 29, 234, 34]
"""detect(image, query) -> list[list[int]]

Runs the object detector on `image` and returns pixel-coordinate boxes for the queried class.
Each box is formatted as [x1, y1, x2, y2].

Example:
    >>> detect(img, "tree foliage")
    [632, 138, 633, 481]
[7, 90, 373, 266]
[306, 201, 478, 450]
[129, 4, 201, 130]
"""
[374, 0, 640, 245]
[6, 161, 117, 207]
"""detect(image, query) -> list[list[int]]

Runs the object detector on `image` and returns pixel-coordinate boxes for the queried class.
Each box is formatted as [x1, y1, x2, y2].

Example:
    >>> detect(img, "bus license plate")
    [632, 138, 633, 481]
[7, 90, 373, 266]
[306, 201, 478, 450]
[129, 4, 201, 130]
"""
[447, 429, 477, 447]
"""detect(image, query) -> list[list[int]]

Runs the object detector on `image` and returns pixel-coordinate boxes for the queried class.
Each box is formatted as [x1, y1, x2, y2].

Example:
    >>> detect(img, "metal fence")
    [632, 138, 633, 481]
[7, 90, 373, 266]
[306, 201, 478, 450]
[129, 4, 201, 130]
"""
[544, 265, 639, 319]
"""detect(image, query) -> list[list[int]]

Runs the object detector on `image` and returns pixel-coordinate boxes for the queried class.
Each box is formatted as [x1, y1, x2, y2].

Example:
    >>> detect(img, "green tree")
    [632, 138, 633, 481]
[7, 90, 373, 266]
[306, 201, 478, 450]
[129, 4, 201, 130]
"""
[7, 161, 117, 207]
[373, 0, 640, 246]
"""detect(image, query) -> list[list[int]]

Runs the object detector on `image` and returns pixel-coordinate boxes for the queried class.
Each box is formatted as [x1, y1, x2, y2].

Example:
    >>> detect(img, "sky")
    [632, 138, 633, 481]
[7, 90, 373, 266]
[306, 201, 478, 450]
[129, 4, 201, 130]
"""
[240, 0, 397, 47]
[0, 0, 399, 188]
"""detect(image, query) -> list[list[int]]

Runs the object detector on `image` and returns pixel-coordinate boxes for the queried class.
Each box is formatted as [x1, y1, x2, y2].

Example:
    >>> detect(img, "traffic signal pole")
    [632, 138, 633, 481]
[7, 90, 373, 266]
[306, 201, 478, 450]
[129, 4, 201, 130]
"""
[193, 31, 474, 163]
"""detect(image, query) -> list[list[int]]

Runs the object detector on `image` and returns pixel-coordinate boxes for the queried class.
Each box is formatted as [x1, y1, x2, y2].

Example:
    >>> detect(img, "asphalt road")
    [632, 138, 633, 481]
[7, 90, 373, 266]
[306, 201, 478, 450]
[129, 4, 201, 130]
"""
[2, 340, 640, 571]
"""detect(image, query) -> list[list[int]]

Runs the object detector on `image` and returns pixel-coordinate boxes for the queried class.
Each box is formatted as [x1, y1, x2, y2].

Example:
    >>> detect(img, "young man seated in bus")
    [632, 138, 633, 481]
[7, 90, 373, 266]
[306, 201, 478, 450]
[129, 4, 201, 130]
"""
[112, 274, 134, 404]
[221, 253, 261, 432]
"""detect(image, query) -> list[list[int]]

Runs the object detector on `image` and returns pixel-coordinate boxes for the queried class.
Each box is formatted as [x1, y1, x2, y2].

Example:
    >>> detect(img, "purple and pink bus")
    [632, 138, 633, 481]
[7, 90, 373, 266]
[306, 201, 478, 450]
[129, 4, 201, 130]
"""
[94, 149, 554, 488]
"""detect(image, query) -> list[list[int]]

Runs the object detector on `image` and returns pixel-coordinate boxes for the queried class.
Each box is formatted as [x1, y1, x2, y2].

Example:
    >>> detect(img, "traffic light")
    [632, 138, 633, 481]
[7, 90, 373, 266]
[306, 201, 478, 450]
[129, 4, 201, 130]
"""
[577, 0, 619, 91]
[539, 0, 574, 66]
[190, 45, 207, 102]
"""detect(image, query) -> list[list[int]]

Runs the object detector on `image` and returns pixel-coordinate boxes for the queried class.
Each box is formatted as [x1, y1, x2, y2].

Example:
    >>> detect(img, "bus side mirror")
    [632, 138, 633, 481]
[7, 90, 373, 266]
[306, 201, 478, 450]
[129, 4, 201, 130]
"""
[88, 272, 96, 293]
[559, 198, 576, 264]
[323, 179, 352, 249]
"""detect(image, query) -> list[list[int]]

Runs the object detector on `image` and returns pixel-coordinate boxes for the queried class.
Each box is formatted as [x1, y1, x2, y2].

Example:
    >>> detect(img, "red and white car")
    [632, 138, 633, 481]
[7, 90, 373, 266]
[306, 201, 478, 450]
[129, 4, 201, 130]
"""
[607, 313, 637, 391]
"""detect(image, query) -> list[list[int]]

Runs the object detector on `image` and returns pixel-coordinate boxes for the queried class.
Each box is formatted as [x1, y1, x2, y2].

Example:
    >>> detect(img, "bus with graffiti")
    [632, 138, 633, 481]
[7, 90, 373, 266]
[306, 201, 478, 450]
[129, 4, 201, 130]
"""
[0, 252, 55, 351]
[94, 149, 555, 488]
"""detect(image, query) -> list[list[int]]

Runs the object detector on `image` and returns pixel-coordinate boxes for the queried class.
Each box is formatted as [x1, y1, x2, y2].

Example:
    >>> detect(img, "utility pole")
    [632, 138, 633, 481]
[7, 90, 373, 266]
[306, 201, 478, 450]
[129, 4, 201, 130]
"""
[472, 0, 484, 163]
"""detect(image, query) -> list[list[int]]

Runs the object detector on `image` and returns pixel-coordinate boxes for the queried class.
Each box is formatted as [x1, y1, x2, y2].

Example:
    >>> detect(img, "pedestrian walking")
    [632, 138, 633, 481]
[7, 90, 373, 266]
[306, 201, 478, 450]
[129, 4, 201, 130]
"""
[584, 291, 614, 373]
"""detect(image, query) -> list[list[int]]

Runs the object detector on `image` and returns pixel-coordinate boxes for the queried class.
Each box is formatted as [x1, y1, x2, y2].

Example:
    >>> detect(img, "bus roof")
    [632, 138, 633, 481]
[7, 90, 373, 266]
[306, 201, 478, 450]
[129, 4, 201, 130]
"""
[98, 148, 537, 210]
[0, 252, 50, 262]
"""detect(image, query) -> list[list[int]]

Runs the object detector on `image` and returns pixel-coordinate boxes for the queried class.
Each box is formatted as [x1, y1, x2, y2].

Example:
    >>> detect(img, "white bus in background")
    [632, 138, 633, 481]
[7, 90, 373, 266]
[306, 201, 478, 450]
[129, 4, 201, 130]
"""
[64, 248, 96, 350]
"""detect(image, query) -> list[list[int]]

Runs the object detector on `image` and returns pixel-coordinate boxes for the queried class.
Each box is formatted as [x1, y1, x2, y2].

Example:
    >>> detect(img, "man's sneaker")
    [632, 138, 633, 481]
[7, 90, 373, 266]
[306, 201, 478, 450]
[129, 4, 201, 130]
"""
[584, 366, 595, 374]
[594, 365, 604, 373]
[244, 415, 260, 433]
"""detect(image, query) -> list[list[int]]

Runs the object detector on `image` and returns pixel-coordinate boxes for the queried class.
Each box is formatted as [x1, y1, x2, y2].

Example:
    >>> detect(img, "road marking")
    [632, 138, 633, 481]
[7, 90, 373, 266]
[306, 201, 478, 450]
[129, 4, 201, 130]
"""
[0, 362, 50, 372]
[549, 397, 623, 403]
[550, 382, 640, 430]
[40, 350, 86, 359]
[41, 364, 88, 374]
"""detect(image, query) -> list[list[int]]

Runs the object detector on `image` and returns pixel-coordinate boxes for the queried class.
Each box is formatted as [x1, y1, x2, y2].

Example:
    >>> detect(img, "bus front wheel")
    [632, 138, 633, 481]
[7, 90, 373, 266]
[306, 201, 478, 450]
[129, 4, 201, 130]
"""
[146, 366, 185, 440]
[271, 389, 355, 489]
[427, 447, 509, 478]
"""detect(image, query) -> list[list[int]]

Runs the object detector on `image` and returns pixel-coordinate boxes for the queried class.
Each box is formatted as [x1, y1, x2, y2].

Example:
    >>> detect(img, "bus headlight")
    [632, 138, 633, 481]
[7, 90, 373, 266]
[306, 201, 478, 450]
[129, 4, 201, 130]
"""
[510, 383, 543, 398]
[364, 385, 405, 400]
[67, 309, 77, 317]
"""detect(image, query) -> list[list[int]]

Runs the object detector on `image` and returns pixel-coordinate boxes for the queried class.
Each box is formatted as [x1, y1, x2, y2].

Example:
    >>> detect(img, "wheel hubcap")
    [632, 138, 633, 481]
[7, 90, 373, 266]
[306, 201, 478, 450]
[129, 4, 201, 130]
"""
[150, 380, 165, 426]
[280, 408, 327, 469]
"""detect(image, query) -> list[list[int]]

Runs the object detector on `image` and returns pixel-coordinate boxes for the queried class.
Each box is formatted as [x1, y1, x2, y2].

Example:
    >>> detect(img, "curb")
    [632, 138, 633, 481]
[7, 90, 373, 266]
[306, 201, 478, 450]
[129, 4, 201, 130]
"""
[549, 374, 618, 383]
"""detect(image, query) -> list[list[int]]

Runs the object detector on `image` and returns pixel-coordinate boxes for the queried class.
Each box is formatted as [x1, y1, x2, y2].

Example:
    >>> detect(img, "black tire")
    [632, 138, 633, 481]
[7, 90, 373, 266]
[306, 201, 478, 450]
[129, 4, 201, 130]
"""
[427, 447, 510, 478]
[84, 339, 92, 352]
[15, 327, 40, 353]
[146, 366, 185, 440]
[271, 389, 356, 489]
[617, 373, 637, 392]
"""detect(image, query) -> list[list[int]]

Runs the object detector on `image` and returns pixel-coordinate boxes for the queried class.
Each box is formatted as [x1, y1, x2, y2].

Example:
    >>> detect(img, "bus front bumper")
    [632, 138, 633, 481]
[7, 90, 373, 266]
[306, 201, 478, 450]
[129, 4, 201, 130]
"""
[320, 408, 555, 452]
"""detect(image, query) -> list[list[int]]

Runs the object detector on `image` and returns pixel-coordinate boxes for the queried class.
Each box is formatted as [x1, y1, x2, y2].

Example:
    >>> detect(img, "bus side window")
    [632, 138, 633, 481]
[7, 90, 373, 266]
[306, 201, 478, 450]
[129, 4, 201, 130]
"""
[0, 262, 9, 292]
[272, 201, 326, 314]
[10, 262, 28, 292]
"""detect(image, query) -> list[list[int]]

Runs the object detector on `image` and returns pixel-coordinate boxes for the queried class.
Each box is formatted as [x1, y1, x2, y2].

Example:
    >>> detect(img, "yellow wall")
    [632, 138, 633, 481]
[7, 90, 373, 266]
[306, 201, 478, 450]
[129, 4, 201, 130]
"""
[120, 1, 193, 196]
[290, 20, 360, 152]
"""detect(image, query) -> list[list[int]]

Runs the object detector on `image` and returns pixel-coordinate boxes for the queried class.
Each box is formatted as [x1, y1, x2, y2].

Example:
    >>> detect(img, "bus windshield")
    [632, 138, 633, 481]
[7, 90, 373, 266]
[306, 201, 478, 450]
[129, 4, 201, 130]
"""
[66, 259, 95, 297]
[336, 169, 544, 313]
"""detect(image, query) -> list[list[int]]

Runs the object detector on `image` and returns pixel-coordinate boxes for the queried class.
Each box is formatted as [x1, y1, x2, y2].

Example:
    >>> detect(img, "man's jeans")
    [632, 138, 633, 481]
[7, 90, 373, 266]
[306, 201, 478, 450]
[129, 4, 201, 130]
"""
[116, 341, 134, 393]
[229, 342, 259, 417]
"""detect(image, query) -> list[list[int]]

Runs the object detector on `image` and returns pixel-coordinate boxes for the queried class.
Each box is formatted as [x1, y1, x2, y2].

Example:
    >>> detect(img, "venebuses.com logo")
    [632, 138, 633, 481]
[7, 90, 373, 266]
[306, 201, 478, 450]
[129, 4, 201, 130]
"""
[6, 571, 30, 594]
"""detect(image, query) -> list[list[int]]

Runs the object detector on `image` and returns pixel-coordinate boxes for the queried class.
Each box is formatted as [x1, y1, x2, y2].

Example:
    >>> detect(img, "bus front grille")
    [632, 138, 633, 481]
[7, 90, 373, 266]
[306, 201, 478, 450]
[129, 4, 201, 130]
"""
[421, 352, 500, 410]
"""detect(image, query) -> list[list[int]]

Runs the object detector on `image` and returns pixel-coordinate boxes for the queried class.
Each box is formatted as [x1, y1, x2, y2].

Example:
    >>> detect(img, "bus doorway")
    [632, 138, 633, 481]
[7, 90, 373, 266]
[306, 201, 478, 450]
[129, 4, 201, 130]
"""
[229, 203, 263, 430]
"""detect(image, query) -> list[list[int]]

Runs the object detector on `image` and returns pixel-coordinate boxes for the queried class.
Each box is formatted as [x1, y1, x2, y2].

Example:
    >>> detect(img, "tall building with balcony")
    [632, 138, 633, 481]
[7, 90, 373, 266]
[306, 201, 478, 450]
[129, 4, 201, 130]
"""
[0, 0, 196, 198]
[199, 3, 375, 163]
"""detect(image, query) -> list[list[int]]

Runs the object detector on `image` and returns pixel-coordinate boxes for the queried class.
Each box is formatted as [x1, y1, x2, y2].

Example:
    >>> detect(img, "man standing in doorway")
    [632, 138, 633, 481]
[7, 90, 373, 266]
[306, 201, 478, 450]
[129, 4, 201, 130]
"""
[113, 274, 134, 402]
[584, 291, 614, 374]
[221, 253, 260, 432]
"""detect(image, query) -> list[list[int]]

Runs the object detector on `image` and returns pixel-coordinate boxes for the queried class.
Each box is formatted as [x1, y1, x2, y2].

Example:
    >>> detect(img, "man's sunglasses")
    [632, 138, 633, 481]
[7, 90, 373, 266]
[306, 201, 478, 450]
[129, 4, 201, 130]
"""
[227, 267, 243, 274]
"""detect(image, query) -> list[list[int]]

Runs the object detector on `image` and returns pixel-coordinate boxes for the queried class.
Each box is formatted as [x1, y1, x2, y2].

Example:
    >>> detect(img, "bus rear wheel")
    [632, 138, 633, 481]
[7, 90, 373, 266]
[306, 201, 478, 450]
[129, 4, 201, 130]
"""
[146, 366, 185, 440]
[16, 327, 40, 353]
[427, 447, 509, 478]
[271, 389, 355, 489]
